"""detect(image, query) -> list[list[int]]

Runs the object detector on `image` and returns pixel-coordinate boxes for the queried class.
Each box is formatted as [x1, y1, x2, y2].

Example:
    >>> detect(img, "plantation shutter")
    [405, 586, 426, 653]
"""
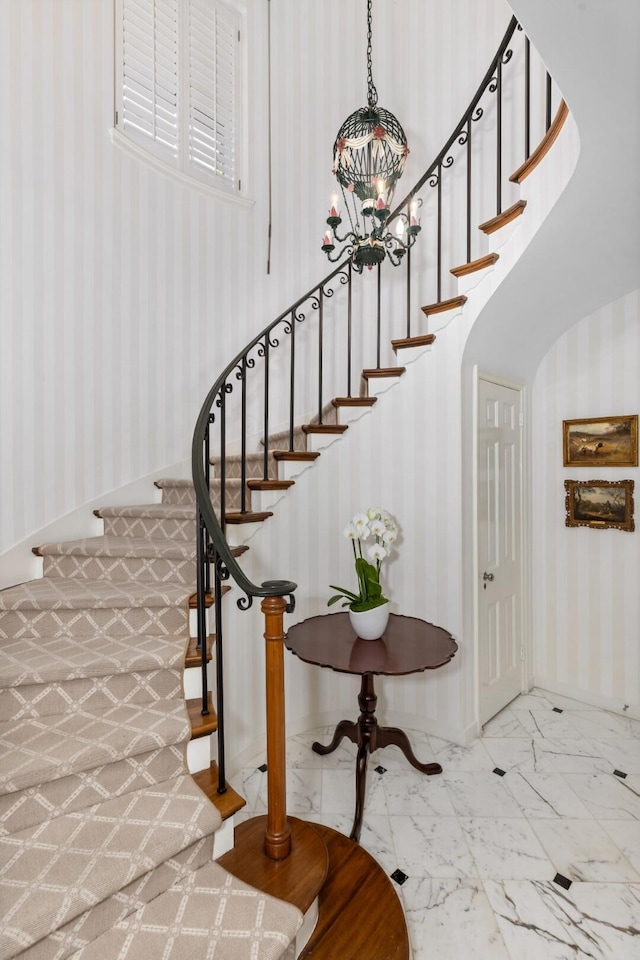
[119, 0, 180, 164]
[116, 0, 241, 195]
[187, 0, 240, 191]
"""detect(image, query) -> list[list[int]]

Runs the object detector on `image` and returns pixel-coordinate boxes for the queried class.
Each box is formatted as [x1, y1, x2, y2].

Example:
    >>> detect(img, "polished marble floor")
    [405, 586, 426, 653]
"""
[236, 688, 640, 959]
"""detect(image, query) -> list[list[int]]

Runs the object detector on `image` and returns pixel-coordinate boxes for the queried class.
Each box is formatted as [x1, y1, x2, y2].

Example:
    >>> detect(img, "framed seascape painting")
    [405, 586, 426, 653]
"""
[563, 415, 638, 467]
[565, 479, 635, 531]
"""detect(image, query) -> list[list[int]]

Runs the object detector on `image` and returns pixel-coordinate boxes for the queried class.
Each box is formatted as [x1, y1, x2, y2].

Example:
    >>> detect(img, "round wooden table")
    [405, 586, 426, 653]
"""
[285, 612, 458, 842]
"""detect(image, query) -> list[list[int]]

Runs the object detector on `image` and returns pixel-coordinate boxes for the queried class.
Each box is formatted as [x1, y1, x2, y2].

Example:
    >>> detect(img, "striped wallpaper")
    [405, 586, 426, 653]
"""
[0, 0, 512, 561]
[532, 290, 640, 717]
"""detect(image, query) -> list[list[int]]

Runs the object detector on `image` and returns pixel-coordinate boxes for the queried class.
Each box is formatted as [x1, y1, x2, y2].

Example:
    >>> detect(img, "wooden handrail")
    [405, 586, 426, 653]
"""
[510, 99, 569, 184]
[262, 595, 291, 860]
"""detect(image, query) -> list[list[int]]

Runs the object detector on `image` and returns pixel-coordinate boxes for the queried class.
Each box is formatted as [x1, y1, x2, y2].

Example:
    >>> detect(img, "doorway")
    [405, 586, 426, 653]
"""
[476, 374, 525, 726]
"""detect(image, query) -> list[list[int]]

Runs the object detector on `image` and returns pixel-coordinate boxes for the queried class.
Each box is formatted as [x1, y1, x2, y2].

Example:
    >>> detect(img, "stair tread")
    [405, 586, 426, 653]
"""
[450, 252, 499, 277]
[0, 701, 191, 796]
[478, 199, 527, 235]
[96, 504, 195, 520]
[57, 857, 301, 960]
[185, 634, 215, 668]
[301, 424, 348, 434]
[421, 295, 468, 316]
[272, 451, 320, 462]
[0, 775, 222, 959]
[0, 577, 191, 612]
[361, 367, 406, 378]
[187, 692, 217, 738]
[391, 333, 437, 352]
[246, 480, 295, 491]
[218, 815, 328, 916]
[224, 511, 273, 524]
[1, 633, 188, 687]
[192, 761, 246, 821]
[35, 536, 198, 560]
[332, 397, 377, 407]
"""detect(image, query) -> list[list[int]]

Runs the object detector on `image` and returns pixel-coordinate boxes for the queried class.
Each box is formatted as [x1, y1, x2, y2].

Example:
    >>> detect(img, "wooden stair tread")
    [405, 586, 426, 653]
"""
[272, 451, 320, 462]
[450, 252, 500, 277]
[391, 333, 436, 353]
[298, 823, 409, 960]
[301, 424, 348, 435]
[188, 586, 230, 609]
[192, 761, 246, 821]
[246, 480, 295, 491]
[361, 367, 405, 379]
[421, 295, 467, 317]
[332, 397, 377, 407]
[187, 692, 217, 739]
[510, 100, 569, 184]
[218, 815, 328, 916]
[185, 633, 214, 668]
[479, 199, 527, 235]
[224, 511, 273, 524]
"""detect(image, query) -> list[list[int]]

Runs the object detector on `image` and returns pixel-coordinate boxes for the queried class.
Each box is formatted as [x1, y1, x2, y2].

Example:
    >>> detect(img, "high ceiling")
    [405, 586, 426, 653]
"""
[466, 0, 640, 378]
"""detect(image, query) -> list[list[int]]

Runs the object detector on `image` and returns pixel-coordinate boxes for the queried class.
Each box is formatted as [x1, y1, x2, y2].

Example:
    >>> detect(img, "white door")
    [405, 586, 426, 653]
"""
[477, 377, 524, 725]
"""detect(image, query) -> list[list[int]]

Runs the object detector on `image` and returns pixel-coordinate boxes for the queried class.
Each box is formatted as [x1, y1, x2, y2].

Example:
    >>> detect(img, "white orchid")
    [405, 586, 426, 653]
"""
[328, 507, 399, 613]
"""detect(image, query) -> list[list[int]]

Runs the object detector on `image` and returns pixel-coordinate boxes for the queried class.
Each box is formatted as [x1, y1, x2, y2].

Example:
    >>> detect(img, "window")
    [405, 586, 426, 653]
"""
[115, 0, 243, 196]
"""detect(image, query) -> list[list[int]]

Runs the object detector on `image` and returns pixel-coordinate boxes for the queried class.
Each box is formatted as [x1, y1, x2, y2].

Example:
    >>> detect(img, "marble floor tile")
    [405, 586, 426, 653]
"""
[298, 810, 399, 875]
[533, 689, 602, 712]
[483, 880, 594, 960]
[598, 819, 640, 875]
[383, 769, 456, 817]
[530, 818, 640, 882]
[565, 710, 640, 741]
[444, 771, 525, 818]
[513, 709, 588, 740]
[254, 765, 322, 815]
[563, 772, 640, 820]
[508, 692, 556, 711]
[482, 708, 532, 738]
[401, 878, 510, 960]
[429, 735, 494, 771]
[484, 736, 613, 775]
[391, 815, 477, 879]
[566, 882, 640, 959]
[592, 737, 640, 775]
[459, 817, 554, 880]
[321, 765, 388, 816]
[504, 771, 593, 819]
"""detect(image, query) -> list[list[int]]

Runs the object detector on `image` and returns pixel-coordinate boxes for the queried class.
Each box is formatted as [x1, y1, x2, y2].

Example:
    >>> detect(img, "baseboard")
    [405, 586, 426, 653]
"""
[532, 677, 640, 723]
[0, 458, 191, 590]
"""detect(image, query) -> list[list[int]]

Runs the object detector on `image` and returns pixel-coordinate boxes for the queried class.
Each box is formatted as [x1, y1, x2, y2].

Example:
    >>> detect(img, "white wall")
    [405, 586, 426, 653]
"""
[532, 290, 640, 717]
[0, 0, 511, 561]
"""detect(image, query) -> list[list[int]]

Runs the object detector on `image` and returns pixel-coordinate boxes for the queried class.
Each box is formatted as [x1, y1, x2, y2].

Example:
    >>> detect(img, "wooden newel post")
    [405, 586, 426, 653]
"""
[261, 595, 291, 860]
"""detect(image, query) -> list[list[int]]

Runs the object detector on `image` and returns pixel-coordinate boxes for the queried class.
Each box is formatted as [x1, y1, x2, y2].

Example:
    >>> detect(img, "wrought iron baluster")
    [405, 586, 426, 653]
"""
[546, 71, 552, 131]
[406, 215, 412, 338]
[376, 262, 382, 368]
[263, 336, 270, 479]
[525, 36, 531, 159]
[195, 506, 209, 715]
[437, 164, 442, 302]
[239, 358, 247, 513]
[219, 387, 227, 536]
[289, 312, 296, 451]
[214, 556, 226, 793]
[497, 56, 503, 215]
[347, 261, 353, 396]
[466, 118, 472, 264]
[204, 415, 212, 594]
[318, 287, 324, 422]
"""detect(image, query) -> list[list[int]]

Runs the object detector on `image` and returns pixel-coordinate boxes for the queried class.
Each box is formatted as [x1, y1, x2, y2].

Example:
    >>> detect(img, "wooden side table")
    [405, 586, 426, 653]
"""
[285, 612, 458, 842]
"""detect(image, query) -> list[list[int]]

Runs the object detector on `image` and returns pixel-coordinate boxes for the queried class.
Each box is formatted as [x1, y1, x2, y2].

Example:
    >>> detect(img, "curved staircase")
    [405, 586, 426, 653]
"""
[0, 15, 573, 960]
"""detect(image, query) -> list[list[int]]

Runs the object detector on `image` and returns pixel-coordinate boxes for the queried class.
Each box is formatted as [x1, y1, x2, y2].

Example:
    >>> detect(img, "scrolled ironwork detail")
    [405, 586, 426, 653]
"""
[443, 154, 455, 169]
[215, 557, 231, 581]
[471, 106, 484, 122]
[282, 320, 293, 335]
[294, 308, 306, 324]
[503, 48, 513, 65]
[215, 382, 233, 407]
[458, 130, 469, 147]
[286, 594, 296, 615]
[268, 332, 280, 349]
[237, 594, 254, 611]
[488, 76, 498, 93]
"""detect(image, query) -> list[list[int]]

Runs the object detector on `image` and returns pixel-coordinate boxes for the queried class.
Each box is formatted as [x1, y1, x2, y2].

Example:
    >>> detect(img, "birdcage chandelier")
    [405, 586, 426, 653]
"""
[322, 0, 421, 271]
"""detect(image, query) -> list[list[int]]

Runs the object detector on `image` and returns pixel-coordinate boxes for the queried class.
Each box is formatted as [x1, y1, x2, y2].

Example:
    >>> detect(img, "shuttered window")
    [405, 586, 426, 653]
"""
[115, 0, 242, 195]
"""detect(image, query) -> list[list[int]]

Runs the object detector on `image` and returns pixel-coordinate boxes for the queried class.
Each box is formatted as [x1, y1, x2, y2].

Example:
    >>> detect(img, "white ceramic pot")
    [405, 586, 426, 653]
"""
[348, 602, 390, 640]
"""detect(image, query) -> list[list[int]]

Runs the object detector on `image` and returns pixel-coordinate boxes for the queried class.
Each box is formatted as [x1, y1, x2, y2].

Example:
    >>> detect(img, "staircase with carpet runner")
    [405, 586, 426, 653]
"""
[0, 18, 570, 960]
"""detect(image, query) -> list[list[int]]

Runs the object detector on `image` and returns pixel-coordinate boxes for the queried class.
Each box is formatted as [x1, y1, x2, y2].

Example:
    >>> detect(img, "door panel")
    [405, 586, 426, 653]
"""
[478, 378, 523, 725]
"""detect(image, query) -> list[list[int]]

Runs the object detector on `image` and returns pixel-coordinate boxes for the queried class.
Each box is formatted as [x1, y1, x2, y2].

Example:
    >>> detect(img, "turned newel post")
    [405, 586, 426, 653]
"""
[261, 594, 291, 860]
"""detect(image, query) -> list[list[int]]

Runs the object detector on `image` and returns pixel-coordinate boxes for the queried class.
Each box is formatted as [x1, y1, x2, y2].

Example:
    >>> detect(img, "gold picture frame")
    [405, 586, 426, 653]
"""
[565, 479, 635, 531]
[562, 415, 638, 467]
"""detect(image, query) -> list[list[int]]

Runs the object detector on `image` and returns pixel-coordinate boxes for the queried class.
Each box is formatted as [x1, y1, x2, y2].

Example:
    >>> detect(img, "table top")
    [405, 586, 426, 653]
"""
[285, 612, 457, 677]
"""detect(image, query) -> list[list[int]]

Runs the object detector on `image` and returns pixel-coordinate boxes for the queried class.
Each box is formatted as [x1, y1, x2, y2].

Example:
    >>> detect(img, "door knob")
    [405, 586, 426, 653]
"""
[483, 572, 494, 581]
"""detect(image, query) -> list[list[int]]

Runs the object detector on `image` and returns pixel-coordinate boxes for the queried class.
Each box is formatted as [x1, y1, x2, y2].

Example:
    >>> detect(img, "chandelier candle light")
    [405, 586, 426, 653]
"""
[328, 508, 398, 639]
[322, 0, 421, 271]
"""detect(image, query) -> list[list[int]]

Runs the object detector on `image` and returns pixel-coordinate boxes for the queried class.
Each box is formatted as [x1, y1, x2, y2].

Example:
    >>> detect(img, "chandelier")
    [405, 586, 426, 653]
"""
[322, 0, 421, 272]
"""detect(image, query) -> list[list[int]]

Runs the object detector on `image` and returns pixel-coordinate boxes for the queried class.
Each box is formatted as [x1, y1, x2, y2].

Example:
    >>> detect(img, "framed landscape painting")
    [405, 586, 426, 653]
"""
[565, 479, 635, 531]
[563, 415, 638, 467]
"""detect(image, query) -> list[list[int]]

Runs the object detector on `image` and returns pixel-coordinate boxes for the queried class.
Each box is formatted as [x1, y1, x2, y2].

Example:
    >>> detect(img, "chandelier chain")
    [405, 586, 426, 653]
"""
[366, 0, 378, 108]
